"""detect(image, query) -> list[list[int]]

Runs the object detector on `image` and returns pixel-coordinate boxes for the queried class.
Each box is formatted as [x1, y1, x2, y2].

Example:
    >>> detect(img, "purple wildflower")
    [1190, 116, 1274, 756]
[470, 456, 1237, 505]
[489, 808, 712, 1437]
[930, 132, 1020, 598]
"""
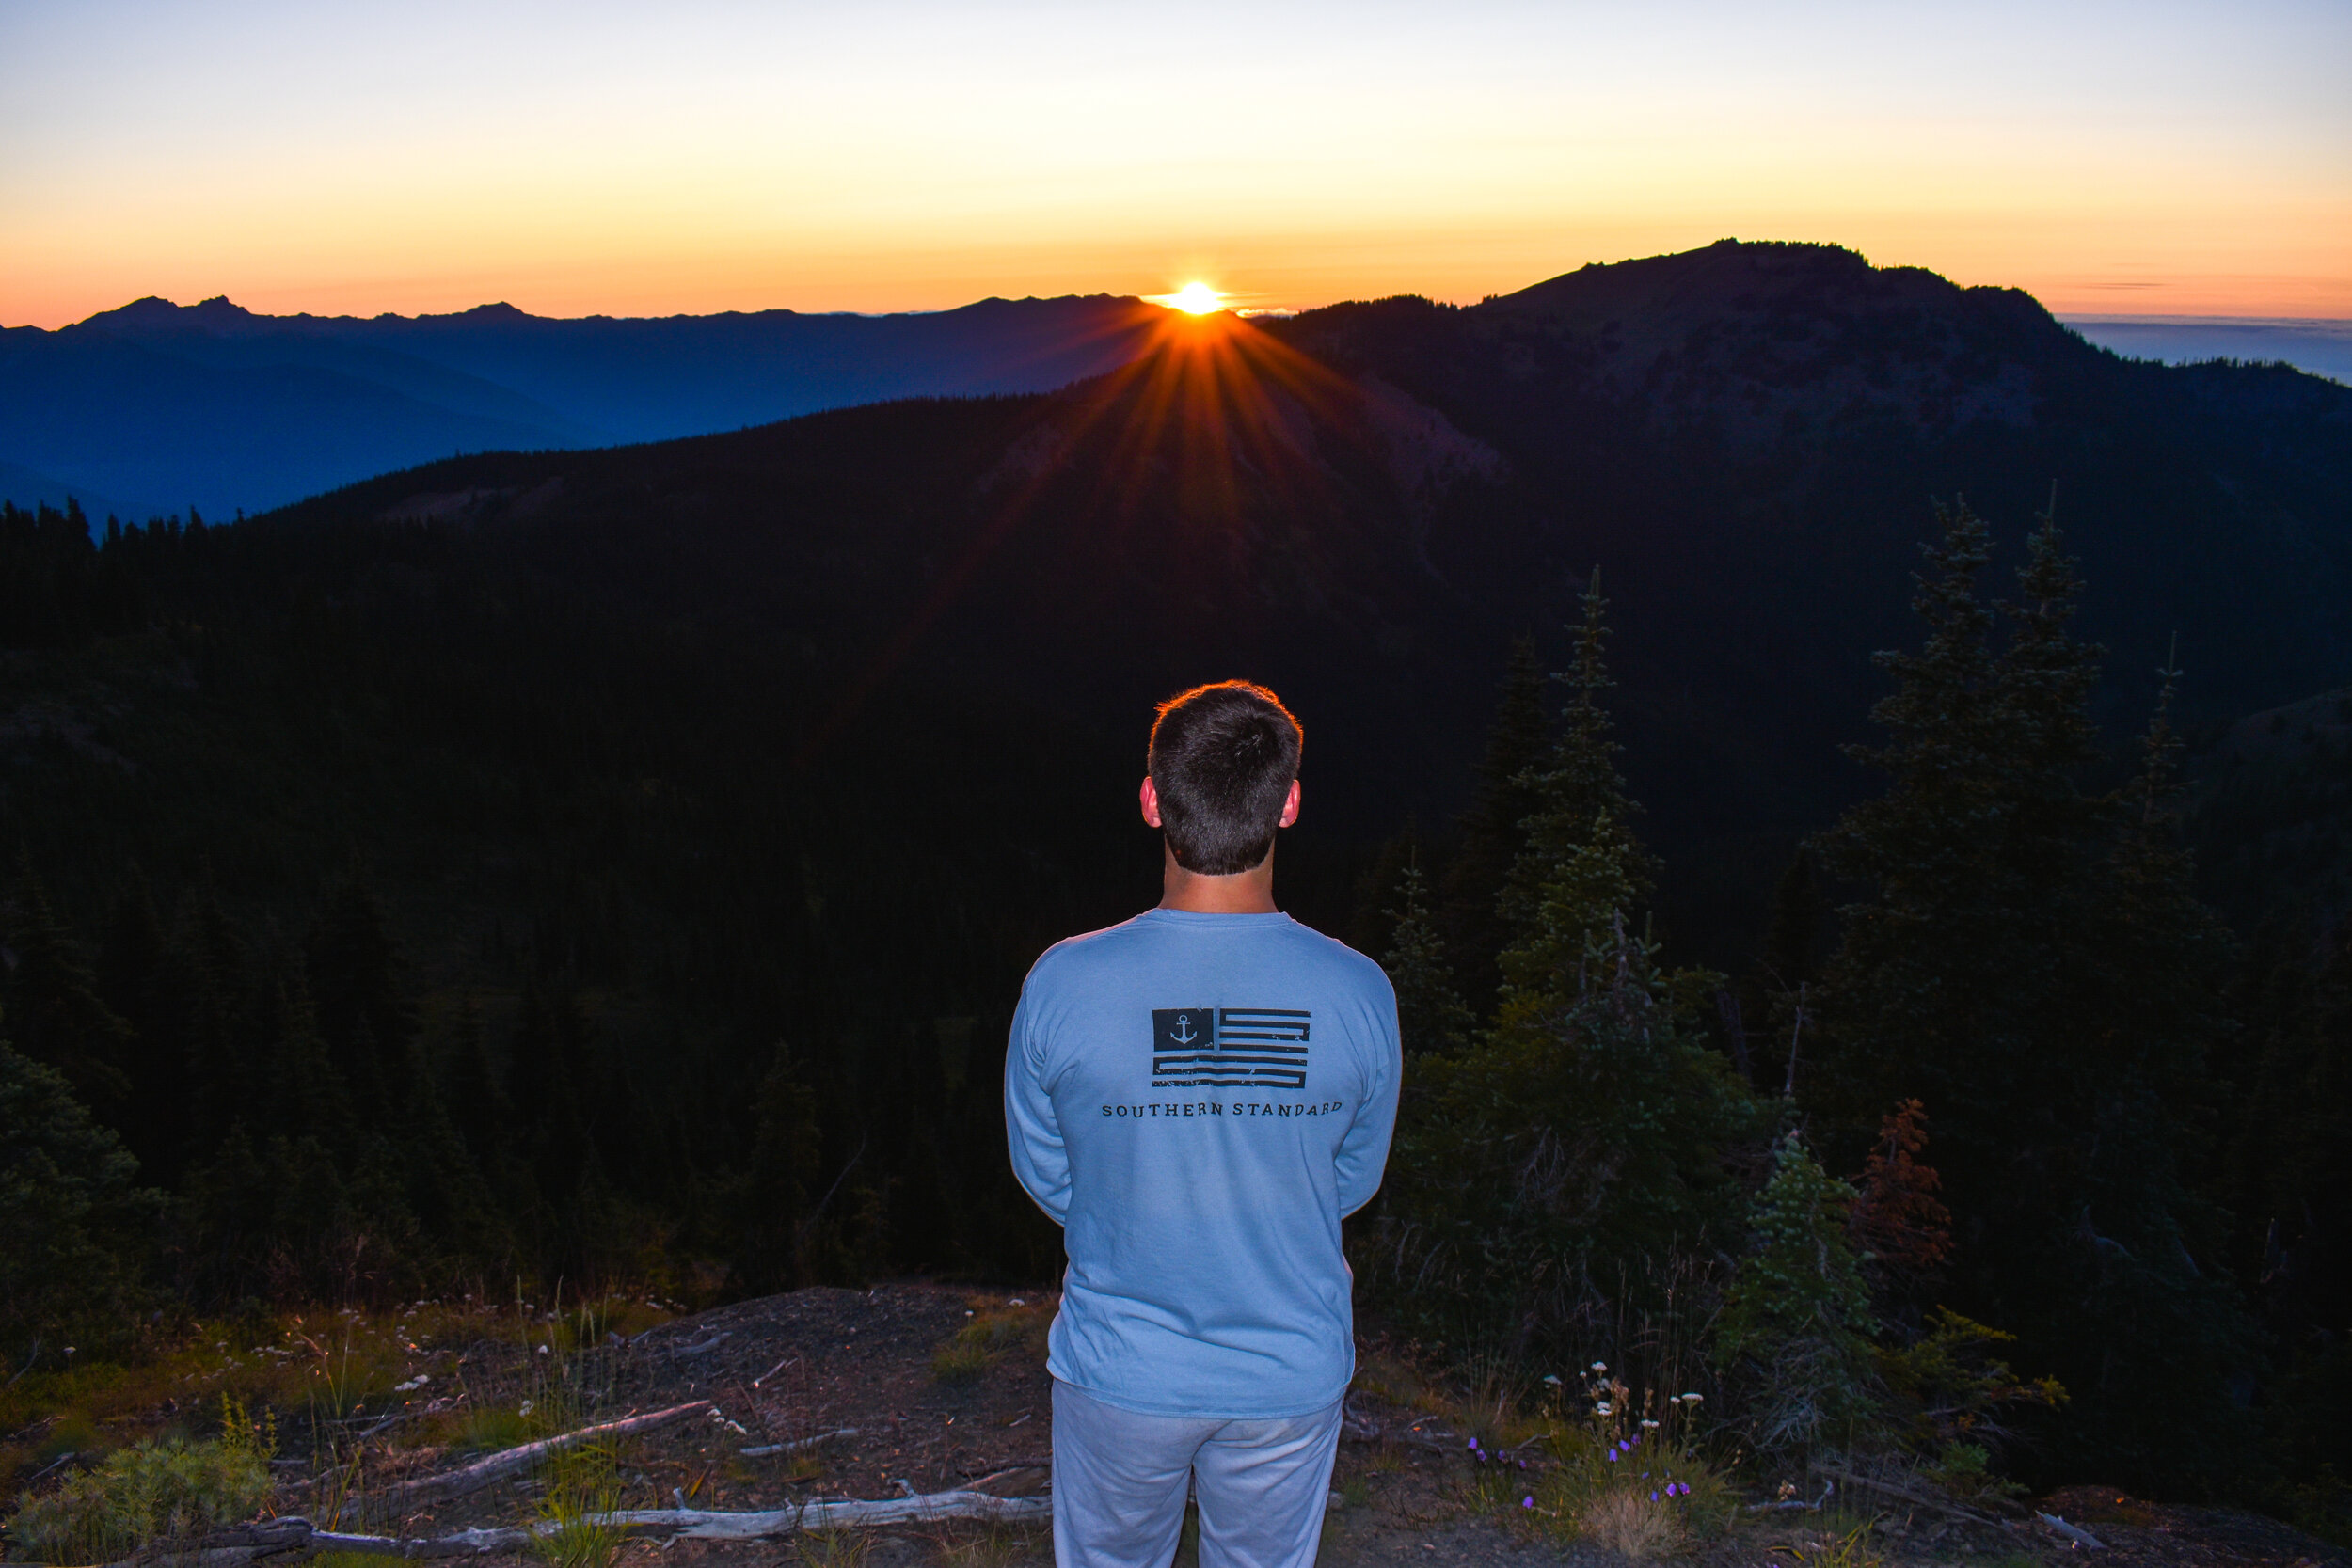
[1522, 1497, 1535, 1509]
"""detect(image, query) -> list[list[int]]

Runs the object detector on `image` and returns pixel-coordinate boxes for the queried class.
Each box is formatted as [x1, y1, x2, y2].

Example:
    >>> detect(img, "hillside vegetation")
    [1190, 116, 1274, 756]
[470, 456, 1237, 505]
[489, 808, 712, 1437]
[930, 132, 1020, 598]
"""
[3, 244, 2350, 1528]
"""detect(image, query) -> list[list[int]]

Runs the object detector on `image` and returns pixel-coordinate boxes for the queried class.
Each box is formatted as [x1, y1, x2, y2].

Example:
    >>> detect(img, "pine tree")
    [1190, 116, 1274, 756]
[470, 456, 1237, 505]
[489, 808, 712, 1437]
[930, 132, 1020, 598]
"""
[1808, 497, 2255, 1491]
[734, 1042, 823, 1291]
[97, 874, 181, 1180]
[1378, 575, 1755, 1354]
[1715, 1133, 1879, 1457]
[0, 1029, 158, 1357]
[306, 866, 412, 1112]
[2, 878, 135, 1111]
[1382, 862, 1472, 1056]
[1443, 637, 1549, 1007]
[1846, 1100, 1951, 1305]
[1498, 571, 1650, 948]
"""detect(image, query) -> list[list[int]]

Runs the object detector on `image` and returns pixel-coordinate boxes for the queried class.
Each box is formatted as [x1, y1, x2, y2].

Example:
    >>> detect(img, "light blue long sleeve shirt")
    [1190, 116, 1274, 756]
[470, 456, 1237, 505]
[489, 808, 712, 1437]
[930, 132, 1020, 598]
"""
[1004, 908, 1402, 1419]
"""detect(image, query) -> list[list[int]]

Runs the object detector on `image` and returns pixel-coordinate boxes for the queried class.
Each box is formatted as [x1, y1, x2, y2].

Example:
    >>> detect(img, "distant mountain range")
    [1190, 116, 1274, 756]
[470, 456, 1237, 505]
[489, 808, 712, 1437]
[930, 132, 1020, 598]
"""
[0, 293, 1165, 519]
[2063, 316, 2352, 386]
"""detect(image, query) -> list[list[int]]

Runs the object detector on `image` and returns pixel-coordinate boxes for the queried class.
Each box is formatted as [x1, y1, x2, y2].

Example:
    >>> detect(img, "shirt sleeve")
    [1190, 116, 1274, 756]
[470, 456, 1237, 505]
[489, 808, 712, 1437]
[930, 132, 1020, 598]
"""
[1003, 978, 1072, 1226]
[1336, 982, 1404, 1217]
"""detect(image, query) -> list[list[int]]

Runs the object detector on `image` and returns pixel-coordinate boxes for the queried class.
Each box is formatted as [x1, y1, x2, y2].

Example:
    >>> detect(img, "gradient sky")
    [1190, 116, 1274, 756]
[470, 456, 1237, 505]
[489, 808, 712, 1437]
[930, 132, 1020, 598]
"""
[4, 0, 2346, 327]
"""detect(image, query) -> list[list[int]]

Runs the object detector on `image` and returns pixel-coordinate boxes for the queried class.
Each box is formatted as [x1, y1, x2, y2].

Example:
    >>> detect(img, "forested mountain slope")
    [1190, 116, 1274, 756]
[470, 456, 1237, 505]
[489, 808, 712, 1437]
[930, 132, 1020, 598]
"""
[1, 245, 2347, 1460]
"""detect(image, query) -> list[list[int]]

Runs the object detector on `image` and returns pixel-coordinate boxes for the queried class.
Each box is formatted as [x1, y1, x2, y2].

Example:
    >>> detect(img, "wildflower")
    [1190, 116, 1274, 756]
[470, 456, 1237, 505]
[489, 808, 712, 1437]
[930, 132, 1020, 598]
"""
[1595, 1402, 1613, 1416]
[1679, 1393, 1703, 1404]
[1522, 1497, 1534, 1509]
[1468, 1437, 1480, 1449]
[1591, 1362, 1608, 1372]
[1651, 1492, 1660, 1501]
[1640, 1419, 1660, 1429]
[1606, 1452, 1617, 1464]
[1542, 1374, 1562, 1386]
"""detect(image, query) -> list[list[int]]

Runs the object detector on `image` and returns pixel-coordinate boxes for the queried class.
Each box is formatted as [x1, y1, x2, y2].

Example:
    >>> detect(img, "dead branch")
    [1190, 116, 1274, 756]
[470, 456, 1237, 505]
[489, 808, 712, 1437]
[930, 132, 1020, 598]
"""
[740, 1427, 858, 1457]
[338, 1399, 711, 1522]
[1809, 1465, 2018, 1530]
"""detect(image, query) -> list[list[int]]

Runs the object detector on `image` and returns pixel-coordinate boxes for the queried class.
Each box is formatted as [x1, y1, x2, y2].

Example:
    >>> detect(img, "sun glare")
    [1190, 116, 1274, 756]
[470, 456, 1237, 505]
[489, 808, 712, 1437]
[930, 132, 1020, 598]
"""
[1165, 281, 1225, 314]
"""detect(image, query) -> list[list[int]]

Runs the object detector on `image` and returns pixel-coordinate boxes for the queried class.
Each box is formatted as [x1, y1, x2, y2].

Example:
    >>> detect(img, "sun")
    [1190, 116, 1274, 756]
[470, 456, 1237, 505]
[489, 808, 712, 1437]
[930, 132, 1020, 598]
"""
[1163, 281, 1226, 315]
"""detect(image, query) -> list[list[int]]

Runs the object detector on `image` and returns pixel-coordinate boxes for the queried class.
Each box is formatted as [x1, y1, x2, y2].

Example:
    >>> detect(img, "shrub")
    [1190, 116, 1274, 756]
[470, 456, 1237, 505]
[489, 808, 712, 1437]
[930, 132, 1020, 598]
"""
[8, 1434, 273, 1561]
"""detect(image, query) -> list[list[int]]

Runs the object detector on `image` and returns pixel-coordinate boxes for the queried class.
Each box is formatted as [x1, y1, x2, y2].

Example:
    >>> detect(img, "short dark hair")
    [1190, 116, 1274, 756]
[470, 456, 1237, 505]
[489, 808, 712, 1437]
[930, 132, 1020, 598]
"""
[1149, 682, 1303, 875]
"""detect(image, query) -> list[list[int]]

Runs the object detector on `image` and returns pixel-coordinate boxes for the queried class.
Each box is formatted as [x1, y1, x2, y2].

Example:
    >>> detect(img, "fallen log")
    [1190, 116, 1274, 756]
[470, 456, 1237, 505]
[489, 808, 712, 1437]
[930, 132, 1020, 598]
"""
[120, 1491, 1054, 1566]
[338, 1399, 712, 1523]
[610, 1494, 1052, 1535]
[2037, 1513, 2107, 1550]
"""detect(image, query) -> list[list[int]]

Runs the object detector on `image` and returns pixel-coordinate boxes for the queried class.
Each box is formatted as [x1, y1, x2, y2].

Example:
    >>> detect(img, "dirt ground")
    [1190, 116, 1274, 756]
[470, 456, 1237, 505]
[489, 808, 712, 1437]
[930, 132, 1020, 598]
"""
[302, 1285, 2352, 1568]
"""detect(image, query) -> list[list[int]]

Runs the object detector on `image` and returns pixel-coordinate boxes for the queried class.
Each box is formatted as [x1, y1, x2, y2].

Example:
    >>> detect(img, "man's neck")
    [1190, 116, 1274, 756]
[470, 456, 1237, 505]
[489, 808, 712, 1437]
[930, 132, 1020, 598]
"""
[1158, 845, 1279, 913]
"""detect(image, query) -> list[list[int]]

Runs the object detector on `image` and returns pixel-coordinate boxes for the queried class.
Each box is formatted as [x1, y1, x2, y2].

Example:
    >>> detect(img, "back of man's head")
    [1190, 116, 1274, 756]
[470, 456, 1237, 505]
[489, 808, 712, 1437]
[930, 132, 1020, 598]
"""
[1149, 681, 1303, 875]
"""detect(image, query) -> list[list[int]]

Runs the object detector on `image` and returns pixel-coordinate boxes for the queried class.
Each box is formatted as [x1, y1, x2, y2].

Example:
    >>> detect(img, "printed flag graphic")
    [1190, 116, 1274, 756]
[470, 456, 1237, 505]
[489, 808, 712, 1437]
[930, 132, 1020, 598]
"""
[1151, 1007, 1311, 1089]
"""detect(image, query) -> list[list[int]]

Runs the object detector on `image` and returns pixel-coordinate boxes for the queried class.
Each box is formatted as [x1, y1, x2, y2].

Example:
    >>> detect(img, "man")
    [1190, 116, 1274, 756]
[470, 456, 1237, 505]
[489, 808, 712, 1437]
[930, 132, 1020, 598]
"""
[1005, 681, 1403, 1568]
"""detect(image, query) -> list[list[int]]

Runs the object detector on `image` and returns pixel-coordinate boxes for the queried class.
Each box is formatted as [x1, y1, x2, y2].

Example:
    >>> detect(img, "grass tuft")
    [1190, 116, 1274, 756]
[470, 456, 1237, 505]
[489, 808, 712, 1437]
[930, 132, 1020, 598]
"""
[7, 1433, 273, 1562]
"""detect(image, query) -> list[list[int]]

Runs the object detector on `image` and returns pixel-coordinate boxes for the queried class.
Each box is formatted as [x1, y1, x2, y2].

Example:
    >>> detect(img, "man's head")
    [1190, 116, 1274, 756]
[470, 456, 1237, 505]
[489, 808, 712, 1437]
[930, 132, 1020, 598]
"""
[1145, 681, 1303, 875]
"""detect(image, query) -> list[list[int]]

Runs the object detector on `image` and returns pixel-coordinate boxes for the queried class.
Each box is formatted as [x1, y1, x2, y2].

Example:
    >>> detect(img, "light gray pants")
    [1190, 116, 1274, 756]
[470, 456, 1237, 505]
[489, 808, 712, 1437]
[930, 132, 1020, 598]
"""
[1050, 1378, 1343, 1568]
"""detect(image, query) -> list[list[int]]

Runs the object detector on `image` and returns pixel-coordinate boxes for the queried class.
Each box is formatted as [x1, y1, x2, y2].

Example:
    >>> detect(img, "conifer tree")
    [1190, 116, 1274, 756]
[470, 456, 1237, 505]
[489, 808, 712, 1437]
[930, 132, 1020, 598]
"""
[0, 1024, 158, 1356]
[1382, 862, 1471, 1056]
[1379, 574, 1755, 1354]
[307, 866, 412, 1112]
[1809, 497, 2254, 1490]
[1498, 571, 1651, 947]
[1443, 636, 1549, 1005]
[97, 874, 181, 1179]
[1716, 1133, 1879, 1457]
[734, 1042, 823, 1291]
[2, 878, 135, 1111]
[1845, 1099, 1951, 1298]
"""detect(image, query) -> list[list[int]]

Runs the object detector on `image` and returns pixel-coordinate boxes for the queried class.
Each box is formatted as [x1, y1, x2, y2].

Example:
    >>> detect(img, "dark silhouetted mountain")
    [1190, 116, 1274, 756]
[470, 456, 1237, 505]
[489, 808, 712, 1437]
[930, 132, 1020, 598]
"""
[6, 243, 2348, 967]
[144, 240, 2332, 958]
[0, 293, 1167, 518]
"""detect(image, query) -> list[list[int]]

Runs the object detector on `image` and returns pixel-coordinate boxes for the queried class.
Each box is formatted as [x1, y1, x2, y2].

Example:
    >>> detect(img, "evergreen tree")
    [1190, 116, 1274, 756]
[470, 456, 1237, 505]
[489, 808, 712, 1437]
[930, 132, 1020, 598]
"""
[164, 890, 261, 1161]
[1497, 571, 1651, 947]
[1808, 498, 2254, 1491]
[441, 999, 511, 1170]
[97, 873, 182, 1180]
[1443, 636, 1549, 1007]
[306, 866, 411, 1112]
[1382, 862, 1472, 1056]
[1379, 576, 1756, 1354]
[734, 1042, 823, 1291]
[1846, 1099, 1952, 1304]
[0, 1029, 158, 1358]
[3, 878, 135, 1111]
[1715, 1133, 1879, 1457]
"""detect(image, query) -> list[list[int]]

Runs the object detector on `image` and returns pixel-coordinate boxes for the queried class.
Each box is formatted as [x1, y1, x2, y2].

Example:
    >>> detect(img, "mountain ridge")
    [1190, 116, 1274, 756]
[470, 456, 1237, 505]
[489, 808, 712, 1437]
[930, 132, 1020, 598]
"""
[1, 293, 1169, 518]
[187, 241, 2347, 956]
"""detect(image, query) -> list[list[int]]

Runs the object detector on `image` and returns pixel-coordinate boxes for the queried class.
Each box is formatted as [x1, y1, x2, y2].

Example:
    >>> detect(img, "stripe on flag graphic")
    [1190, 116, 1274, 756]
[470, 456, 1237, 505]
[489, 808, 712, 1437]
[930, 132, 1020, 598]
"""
[1151, 1007, 1311, 1089]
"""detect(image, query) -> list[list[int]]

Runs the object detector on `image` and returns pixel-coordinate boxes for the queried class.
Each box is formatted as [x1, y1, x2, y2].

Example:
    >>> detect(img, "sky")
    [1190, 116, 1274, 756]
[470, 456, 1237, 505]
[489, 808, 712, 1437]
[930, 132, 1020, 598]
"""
[3, 0, 2347, 327]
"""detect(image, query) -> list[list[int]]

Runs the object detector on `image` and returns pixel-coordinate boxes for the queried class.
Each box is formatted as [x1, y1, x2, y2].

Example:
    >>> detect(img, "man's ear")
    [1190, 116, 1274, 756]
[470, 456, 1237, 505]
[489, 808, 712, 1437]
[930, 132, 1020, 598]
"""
[1140, 776, 1164, 828]
[1278, 778, 1300, 829]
